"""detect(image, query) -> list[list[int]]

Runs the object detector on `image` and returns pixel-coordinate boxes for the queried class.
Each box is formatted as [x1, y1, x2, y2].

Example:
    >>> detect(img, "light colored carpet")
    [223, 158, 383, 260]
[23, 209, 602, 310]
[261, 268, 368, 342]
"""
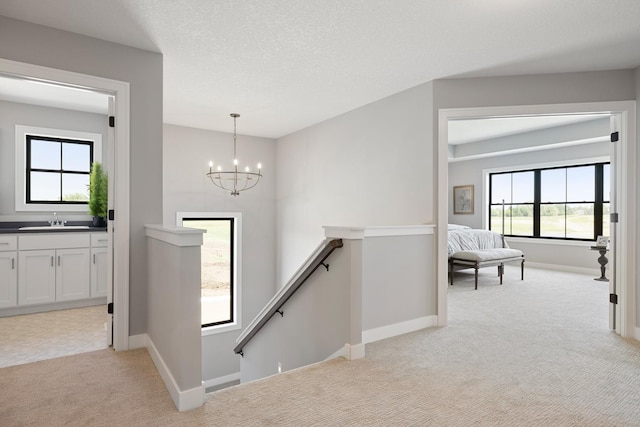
[0, 305, 108, 368]
[2, 267, 640, 426]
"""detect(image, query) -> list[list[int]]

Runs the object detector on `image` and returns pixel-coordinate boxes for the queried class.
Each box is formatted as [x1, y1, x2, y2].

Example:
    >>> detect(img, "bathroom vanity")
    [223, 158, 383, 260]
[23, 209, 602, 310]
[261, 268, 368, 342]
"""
[0, 223, 108, 316]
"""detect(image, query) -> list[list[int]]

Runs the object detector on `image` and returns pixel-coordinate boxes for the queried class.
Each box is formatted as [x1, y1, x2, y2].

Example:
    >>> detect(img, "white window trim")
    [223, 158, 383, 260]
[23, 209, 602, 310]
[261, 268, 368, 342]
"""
[15, 124, 103, 212]
[176, 211, 242, 336]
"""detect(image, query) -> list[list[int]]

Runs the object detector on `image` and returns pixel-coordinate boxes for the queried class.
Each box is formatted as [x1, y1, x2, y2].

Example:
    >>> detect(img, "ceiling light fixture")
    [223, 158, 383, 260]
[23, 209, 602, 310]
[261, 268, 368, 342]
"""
[207, 113, 262, 196]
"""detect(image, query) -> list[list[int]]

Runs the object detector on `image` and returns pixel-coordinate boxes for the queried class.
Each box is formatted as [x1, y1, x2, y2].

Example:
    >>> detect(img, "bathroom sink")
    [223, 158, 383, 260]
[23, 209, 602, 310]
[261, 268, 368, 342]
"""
[18, 225, 90, 231]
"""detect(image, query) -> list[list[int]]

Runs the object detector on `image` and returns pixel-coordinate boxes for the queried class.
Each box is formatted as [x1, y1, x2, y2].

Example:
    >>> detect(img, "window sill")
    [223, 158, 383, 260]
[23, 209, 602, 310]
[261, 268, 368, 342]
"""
[202, 322, 241, 336]
[505, 237, 595, 247]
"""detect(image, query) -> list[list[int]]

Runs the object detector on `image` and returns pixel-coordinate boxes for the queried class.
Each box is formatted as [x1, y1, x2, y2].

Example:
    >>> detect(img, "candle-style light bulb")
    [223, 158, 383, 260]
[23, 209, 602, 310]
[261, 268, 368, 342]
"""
[233, 159, 238, 166]
[217, 165, 222, 171]
[209, 161, 213, 167]
[257, 163, 262, 170]
[245, 166, 250, 172]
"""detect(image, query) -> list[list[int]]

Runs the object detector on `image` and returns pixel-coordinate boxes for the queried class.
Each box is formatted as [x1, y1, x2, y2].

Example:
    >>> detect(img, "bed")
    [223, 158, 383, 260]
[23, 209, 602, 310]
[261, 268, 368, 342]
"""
[448, 224, 525, 289]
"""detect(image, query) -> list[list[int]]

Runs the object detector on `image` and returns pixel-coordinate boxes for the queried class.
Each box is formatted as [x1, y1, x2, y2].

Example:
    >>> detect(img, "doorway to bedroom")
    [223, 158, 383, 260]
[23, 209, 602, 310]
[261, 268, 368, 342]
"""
[439, 102, 636, 338]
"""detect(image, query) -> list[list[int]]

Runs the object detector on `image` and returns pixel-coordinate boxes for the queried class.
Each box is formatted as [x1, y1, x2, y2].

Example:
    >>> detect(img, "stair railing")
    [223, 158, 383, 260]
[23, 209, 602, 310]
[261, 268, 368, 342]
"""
[234, 238, 343, 355]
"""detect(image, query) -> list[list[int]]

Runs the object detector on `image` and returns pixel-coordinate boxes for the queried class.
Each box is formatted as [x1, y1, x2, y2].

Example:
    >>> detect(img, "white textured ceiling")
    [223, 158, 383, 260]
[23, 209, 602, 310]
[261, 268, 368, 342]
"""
[1, 0, 640, 138]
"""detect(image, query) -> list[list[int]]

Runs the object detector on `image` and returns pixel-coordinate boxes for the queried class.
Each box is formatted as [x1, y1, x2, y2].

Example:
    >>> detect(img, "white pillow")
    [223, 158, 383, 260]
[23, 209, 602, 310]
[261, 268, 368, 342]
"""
[448, 224, 471, 231]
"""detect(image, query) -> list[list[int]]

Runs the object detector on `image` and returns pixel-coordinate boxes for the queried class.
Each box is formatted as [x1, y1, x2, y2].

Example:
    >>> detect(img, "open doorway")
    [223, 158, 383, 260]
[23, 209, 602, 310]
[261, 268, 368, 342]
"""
[0, 58, 131, 355]
[437, 101, 636, 338]
[0, 74, 111, 366]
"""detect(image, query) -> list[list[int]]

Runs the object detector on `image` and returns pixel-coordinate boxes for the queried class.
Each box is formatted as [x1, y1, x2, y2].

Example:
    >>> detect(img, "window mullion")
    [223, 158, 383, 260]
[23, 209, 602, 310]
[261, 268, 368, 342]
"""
[533, 170, 541, 237]
[58, 142, 63, 202]
[594, 164, 604, 238]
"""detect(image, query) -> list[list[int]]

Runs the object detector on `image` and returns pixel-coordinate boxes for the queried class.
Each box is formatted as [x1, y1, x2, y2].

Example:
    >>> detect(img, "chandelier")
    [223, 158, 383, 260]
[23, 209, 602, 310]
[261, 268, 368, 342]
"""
[207, 113, 262, 196]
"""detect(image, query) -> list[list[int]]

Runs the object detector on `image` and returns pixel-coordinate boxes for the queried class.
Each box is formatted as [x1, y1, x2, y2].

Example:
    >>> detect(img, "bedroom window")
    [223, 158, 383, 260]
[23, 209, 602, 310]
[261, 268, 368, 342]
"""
[177, 212, 242, 333]
[489, 162, 609, 241]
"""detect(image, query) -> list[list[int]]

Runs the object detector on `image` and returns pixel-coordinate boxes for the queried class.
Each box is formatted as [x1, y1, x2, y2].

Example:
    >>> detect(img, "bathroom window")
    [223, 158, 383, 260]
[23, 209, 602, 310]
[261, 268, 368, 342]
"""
[177, 212, 242, 333]
[26, 135, 94, 204]
[15, 125, 102, 212]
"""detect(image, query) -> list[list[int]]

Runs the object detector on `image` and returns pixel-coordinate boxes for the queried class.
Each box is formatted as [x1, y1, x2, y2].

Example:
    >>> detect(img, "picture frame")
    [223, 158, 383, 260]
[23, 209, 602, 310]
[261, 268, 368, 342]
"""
[596, 235, 609, 248]
[453, 185, 474, 214]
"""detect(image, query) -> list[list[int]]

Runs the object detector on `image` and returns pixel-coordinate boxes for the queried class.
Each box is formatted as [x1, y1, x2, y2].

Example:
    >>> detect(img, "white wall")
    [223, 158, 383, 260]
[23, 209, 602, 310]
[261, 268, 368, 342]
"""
[0, 100, 108, 221]
[162, 123, 276, 383]
[276, 82, 434, 285]
[0, 16, 164, 336]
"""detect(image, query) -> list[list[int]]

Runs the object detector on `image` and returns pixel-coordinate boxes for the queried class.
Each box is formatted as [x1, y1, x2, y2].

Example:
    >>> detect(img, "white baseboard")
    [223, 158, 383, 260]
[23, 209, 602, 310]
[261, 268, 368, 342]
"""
[363, 315, 437, 344]
[203, 372, 240, 390]
[325, 343, 366, 361]
[128, 333, 147, 350]
[146, 335, 204, 411]
[635, 327, 640, 341]
[346, 343, 365, 360]
[526, 262, 599, 276]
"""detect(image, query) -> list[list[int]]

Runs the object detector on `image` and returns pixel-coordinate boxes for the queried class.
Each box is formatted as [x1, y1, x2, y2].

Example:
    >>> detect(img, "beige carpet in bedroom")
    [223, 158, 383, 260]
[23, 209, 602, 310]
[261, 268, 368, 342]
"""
[2, 266, 640, 426]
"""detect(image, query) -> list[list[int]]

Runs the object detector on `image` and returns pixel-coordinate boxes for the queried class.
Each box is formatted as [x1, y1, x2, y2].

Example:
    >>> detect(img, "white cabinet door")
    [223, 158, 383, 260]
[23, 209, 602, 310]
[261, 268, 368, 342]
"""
[18, 250, 56, 306]
[0, 251, 17, 308]
[91, 247, 108, 298]
[55, 248, 90, 301]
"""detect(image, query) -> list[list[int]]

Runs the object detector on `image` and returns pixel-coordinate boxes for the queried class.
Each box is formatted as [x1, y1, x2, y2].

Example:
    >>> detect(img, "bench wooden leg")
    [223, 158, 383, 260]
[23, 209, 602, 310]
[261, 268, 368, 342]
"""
[521, 258, 525, 280]
[474, 264, 479, 290]
[449, 260, 454, 286]
[499, 263, 504, 285]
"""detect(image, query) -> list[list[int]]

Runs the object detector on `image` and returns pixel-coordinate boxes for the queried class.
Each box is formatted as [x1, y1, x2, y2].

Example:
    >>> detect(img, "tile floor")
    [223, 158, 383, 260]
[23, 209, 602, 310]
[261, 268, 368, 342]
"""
[0, 305, 108, 368]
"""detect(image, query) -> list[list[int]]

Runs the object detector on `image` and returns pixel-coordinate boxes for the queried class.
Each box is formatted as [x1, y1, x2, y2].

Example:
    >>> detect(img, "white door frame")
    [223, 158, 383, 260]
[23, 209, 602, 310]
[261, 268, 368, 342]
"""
[437, 101, 636, 338]
[0, 58, 132, 350]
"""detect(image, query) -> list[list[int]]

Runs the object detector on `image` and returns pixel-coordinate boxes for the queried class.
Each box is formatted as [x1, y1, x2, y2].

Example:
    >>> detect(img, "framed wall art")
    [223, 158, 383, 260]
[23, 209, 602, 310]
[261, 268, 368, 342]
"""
[453, 185, 474, 214]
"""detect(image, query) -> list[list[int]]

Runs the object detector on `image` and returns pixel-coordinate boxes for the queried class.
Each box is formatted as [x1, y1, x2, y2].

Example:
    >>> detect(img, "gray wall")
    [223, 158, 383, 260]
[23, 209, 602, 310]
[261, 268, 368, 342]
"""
[146, 236, 202, 394]
[0, 100, 108, 221]
[636, 66, 640, 328]
[162, 123, 276, 382]
[276, 82, 434, 286]
[362, 234, 435, 330]
[240, 239, 361, 383]
[0, 16, 163, 335]
[433, 70, 636, 110]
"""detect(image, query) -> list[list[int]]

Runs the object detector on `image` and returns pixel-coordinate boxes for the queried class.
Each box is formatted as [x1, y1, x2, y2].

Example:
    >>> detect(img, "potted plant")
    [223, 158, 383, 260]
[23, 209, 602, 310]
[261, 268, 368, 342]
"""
[88, 161, 108, 227]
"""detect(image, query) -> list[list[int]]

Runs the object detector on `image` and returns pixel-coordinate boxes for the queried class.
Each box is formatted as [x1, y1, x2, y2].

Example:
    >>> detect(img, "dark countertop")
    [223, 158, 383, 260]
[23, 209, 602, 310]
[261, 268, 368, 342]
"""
[0, 221, 107, 234]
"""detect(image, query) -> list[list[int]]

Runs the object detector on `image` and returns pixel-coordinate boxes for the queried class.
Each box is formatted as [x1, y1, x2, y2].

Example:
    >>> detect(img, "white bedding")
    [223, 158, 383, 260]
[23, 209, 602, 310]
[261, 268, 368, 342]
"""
[447, 228, 506, 256]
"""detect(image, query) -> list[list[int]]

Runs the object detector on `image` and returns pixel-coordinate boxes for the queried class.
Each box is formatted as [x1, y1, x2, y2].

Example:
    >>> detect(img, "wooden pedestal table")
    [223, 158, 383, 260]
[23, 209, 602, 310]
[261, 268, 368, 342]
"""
[590, 246, 609, 282]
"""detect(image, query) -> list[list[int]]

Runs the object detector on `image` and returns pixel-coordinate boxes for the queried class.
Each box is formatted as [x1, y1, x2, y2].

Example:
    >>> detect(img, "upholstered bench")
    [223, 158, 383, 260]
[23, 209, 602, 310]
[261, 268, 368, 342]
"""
[449, 248, 525, 290]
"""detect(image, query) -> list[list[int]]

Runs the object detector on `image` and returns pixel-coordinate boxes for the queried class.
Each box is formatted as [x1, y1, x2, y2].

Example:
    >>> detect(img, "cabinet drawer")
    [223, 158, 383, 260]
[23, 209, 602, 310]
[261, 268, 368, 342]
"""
[91, 233, 108, 248]
[19, 233, 90, 250]
[0, 235, 18, 251]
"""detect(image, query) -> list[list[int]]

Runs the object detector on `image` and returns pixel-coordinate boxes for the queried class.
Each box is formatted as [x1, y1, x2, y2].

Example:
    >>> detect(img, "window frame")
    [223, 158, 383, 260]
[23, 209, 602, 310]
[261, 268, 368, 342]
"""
[25, 134, 94, 205]
[15, 125, 102, 212]
[176, 211, 242, 336]
[489, 161, 609, 242]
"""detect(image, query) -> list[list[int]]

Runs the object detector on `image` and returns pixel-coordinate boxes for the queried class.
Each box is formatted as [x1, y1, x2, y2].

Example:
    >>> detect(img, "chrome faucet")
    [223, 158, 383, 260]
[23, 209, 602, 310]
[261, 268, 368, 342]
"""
[48, 212, 67, 227]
